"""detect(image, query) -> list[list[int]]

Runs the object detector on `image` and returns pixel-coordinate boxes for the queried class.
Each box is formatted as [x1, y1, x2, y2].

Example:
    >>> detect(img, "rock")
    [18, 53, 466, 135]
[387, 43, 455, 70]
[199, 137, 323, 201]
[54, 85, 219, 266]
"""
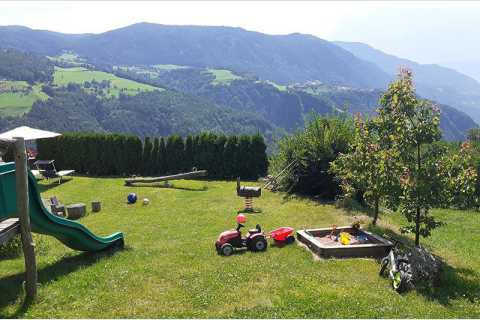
[407, 246, 444, 287]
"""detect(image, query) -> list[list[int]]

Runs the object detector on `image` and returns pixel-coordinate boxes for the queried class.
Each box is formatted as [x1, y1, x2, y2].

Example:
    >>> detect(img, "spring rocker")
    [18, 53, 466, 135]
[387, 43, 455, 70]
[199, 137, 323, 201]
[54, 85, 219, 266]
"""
[236, 177, 261, 212]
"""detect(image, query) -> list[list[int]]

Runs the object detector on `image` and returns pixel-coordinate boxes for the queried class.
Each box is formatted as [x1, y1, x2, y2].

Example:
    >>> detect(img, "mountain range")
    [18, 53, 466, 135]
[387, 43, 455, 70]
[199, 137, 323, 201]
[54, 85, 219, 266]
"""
[0, 23, 478, 142]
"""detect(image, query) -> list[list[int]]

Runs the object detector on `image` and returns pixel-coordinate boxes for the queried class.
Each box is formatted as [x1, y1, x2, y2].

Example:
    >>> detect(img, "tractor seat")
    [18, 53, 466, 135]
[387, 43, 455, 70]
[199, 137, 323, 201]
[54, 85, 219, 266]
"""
[249, 229, 260, 234]
[240, 186, 261, 193]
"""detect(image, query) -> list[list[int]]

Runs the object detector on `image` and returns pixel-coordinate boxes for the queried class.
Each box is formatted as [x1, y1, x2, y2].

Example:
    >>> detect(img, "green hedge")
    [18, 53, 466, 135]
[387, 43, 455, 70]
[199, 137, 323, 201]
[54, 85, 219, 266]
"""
[37, 132, 268, 179]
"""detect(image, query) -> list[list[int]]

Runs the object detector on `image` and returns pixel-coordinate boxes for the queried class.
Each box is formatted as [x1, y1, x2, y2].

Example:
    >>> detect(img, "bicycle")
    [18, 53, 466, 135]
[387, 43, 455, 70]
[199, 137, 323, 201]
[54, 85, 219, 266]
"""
[379, 234, 413, 293]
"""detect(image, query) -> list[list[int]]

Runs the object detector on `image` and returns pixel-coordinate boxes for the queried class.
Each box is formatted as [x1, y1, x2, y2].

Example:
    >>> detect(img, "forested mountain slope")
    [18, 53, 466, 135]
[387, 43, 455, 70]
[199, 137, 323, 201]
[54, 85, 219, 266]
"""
[115, 65, 477, 141]
[0, 24, 391, 88]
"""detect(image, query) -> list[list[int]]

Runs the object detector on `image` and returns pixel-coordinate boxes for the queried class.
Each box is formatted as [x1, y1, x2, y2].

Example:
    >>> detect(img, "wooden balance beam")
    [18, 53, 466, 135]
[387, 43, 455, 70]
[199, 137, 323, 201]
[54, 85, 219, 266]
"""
[125, 170, 207, 186]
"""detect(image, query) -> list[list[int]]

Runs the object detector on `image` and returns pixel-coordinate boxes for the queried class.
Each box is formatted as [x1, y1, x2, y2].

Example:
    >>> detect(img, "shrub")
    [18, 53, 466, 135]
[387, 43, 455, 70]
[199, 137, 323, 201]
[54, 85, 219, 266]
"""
[37, 132, 268, 178]
[270, 115, 354, 199]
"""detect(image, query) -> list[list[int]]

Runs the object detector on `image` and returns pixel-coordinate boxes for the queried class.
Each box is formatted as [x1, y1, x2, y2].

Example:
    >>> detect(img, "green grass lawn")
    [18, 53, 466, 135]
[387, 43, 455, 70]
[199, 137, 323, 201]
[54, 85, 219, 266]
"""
[0, 81, 49, 117]
[53, 67, 161, 97]
[0, 177, 478, 318]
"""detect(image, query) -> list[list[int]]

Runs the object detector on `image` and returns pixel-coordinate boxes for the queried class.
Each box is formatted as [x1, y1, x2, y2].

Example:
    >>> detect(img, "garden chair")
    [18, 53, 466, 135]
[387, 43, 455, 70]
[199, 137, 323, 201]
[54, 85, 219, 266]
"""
[34, 160, 75, 184]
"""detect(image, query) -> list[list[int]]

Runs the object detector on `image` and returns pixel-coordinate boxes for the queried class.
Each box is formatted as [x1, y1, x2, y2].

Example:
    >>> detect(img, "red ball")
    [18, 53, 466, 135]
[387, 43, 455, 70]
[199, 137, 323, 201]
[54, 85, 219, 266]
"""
[236, 214, 247, 224]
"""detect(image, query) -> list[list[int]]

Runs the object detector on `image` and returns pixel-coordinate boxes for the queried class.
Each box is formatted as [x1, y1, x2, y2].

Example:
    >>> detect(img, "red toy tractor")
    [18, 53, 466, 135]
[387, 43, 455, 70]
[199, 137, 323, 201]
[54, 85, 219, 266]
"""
[215, 214, 268, 256]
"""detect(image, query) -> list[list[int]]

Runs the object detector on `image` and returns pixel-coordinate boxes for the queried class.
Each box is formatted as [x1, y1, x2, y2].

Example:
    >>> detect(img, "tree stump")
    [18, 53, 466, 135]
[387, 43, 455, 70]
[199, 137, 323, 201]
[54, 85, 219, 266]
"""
[66, 203, 86, 220]
[91, 201, 101, 213]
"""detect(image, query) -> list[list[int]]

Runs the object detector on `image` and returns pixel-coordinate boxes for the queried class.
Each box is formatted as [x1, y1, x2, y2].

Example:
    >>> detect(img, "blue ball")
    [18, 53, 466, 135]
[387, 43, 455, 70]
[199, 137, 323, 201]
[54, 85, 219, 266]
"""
[127, 193, 137, 204]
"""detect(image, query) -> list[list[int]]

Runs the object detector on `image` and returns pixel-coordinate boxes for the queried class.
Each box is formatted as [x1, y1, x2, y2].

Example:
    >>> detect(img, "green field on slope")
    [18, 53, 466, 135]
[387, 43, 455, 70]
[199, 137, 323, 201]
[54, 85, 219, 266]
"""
[0, 81, 49, 117]
[53, 67, 161, 97]
[207, 68, 242, 85]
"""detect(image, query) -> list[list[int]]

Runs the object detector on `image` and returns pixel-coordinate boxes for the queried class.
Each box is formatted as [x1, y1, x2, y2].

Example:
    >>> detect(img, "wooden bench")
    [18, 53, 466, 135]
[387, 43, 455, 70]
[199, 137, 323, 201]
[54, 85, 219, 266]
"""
[0, 218, 20, 246]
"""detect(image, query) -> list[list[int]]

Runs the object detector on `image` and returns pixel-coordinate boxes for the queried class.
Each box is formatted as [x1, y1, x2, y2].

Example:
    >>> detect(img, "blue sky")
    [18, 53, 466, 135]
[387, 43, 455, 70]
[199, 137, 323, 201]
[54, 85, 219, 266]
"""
[1, 1, 480, 79]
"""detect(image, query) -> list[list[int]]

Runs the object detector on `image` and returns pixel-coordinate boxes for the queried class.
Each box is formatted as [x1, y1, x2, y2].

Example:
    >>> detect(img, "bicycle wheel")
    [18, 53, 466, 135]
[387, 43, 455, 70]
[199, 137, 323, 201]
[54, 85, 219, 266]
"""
[379, 257, 389, 276]
[392, 271, 409, 293]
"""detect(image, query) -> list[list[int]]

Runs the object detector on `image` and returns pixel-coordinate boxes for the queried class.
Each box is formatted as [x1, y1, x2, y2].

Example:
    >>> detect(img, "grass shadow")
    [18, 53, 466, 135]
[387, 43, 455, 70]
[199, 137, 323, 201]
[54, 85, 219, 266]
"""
[36, 178, 73, 193]
[237, 208, 263, 214]
[0, 245, 125, 318]
[124, 183, 208, 192]
[367, 224, 480, 306]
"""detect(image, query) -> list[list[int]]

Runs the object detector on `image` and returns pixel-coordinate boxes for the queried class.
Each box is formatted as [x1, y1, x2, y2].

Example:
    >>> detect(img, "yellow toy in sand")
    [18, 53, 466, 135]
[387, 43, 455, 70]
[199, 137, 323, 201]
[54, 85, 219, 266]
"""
[339, 232, 351, 245]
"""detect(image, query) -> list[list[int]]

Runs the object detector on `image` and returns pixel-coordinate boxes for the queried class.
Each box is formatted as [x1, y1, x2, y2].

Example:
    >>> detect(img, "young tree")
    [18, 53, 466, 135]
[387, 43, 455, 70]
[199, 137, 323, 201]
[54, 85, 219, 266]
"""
[331, 115, 401, 225]
[375, 69, 476, 246]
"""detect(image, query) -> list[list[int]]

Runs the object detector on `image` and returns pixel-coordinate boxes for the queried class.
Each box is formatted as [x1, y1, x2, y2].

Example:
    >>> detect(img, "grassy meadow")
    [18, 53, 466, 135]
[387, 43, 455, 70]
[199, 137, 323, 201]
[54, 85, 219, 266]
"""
[207, 69, 242, 85]
[53, 67, 161, 97]
[0, 81, 48, 117]
[0, 177, 478, 318]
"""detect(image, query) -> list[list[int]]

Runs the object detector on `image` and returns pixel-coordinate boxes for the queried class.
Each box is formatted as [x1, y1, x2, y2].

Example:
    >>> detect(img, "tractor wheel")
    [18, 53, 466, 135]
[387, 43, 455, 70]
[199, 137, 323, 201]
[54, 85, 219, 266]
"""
[220, 243, 234, 256]
[285, 235, 296, 244]
[250, 237, 268, 252]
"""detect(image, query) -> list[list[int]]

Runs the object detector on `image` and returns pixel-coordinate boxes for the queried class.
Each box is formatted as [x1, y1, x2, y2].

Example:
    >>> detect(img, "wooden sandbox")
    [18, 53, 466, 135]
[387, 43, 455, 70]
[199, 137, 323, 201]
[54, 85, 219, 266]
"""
[297, 226, 393, 259]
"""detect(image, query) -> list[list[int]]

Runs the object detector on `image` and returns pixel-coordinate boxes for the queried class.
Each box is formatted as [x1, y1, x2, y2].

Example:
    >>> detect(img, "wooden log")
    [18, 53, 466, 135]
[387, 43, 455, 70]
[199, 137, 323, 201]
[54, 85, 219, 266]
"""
[91, 201, 101, 213]
[66, 203, 86, 220]
[125, 170, 207, 186]
[14, 137, 37, 300]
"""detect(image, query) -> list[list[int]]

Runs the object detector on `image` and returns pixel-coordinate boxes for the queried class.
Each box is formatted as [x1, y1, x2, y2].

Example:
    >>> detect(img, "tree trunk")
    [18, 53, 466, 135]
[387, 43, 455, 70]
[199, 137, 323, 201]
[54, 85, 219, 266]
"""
[372, 197, 379, 225]
[14, 137, 37, 300]
[415, 143, 421, 247]
[415, 207, 420, 246]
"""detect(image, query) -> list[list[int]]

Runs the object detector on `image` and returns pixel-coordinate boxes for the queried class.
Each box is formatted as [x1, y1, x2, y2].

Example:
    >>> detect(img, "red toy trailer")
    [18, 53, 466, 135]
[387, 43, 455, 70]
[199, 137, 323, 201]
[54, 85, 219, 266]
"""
[268, 227, 295, 244]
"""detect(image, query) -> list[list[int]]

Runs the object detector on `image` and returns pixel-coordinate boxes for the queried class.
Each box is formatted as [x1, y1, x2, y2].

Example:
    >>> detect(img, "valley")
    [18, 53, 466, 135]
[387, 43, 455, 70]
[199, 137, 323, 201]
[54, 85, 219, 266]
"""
[0, 23, 478, 142]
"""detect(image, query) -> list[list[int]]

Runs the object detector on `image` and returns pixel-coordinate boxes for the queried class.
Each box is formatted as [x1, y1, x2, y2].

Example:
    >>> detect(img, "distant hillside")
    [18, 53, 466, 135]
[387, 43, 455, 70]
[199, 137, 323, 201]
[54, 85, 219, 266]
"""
[0, 25, 477, 142]
[115, 64, 477, 141]
[0, 86, 277, 140]
[335, 41, 480, 123]
[0, 24, 391, 89]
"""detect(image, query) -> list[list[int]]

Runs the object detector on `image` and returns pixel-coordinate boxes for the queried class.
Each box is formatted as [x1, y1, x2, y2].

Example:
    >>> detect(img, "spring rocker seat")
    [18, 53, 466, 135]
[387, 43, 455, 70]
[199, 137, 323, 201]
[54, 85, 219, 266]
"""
[236, 177, 261, 212]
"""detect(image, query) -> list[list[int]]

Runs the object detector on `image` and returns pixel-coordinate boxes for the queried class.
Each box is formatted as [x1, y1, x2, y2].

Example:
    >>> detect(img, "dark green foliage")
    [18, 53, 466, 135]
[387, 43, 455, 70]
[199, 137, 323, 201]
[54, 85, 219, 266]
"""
[0, 235, 22, 259]
[184, 135, 194, 171]
[165, 135, 185, 174]
[151, 137, 159, 175]
[37, 132, 142, 176]
[158, 137, 166, 174]
[237, 135, 252, 179]
[250, 134, 269, 178]
[0, 48, 54, 83]
[3, 86, 275, 142]
[142, 137, 153, 176]
[224, 136, 239, 179]
[37, 131, 268, 178]
[271, 115, 354, 199]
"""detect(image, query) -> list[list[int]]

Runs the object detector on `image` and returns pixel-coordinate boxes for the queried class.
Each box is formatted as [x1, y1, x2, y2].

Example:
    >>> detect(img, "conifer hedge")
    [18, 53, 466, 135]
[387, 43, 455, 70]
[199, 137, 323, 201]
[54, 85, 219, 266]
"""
[36, 132, 268, 179]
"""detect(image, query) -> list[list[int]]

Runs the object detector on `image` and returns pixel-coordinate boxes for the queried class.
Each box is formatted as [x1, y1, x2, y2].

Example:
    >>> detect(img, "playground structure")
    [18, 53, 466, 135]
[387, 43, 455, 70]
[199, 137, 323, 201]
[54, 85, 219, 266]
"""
[124, 169, 207, 186]
[0, 161, 124, 250]
[236, 177, 261, 212]
[0, 137, 124, 299]
[297, 226, 392, 259]
[262, 160, 297, 191]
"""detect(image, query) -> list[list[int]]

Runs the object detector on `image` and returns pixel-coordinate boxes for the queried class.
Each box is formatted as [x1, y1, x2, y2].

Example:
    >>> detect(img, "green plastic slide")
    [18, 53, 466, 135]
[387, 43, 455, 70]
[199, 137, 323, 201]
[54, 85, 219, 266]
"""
[0, 162, 124, 251]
